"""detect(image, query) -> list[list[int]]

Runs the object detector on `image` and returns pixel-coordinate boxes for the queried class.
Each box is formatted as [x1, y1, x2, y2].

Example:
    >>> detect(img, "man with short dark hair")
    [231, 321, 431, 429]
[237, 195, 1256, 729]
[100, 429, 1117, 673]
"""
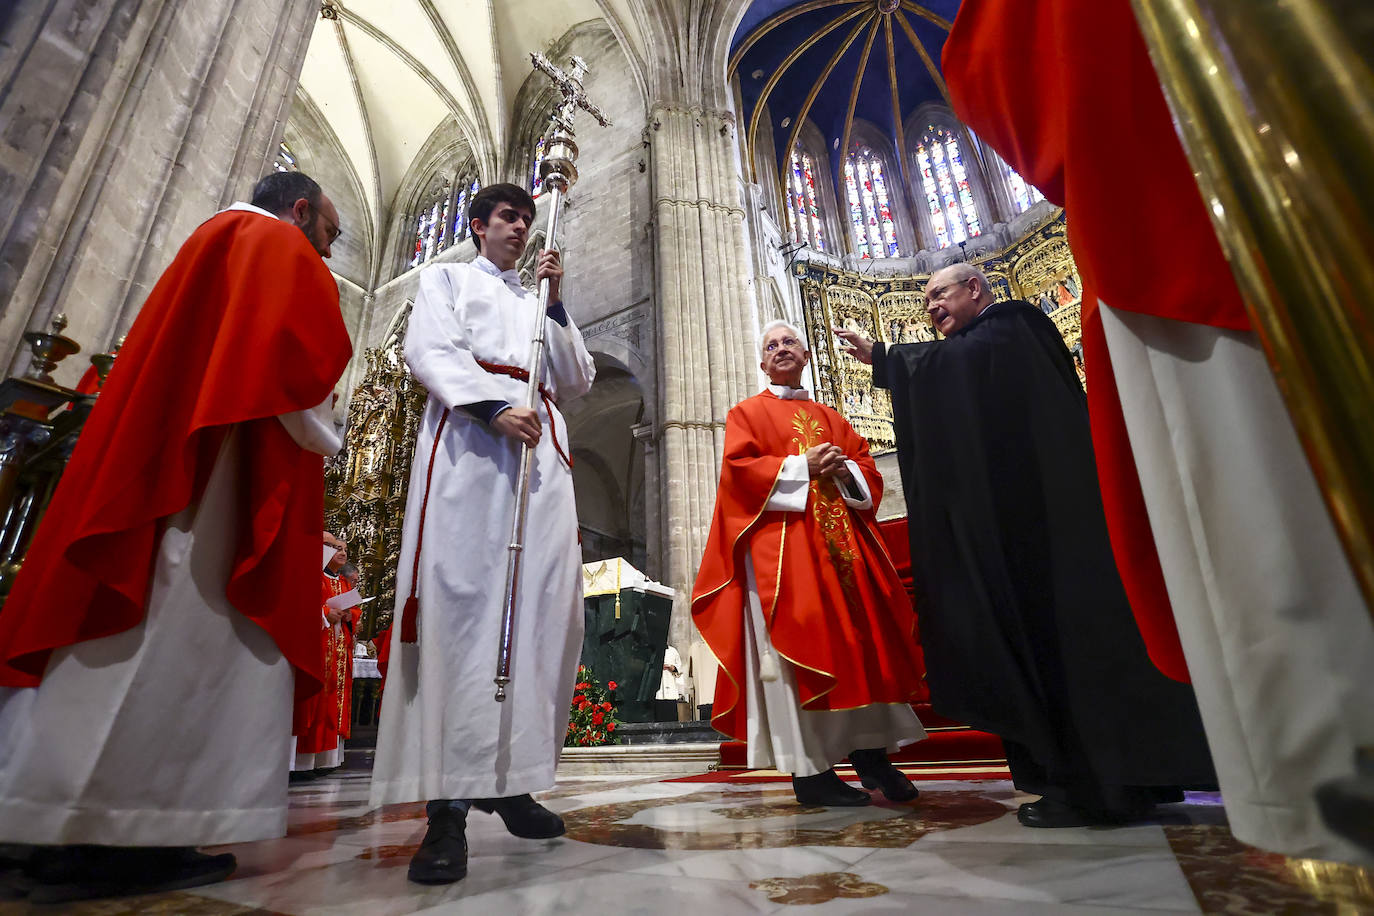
[835, 264, 1216, 828]
[0, 172, 350, 902]
[371, 183, 595, 885]
[249, 171, 342, 260]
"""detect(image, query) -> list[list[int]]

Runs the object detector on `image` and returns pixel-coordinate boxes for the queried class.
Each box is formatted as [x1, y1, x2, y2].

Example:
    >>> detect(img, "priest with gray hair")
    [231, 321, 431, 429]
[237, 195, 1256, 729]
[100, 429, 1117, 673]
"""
[835, 263, 1216, 828]
[691, 319, 928, 807]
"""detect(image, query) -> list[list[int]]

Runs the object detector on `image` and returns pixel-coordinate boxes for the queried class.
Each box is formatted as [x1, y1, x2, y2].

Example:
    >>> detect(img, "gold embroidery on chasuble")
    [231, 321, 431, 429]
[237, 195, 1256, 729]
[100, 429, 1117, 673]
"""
[325, 577, 351, 732]
[789, 407, 862, 612]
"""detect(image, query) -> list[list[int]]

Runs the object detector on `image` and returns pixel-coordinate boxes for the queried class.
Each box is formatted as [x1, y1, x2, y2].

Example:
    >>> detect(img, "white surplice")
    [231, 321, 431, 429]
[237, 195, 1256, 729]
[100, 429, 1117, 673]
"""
[740, 385, 925, 777]
[0, 396, 342, 846]
[1100, 303, 1374, 864]
[371, 257, 595, 805]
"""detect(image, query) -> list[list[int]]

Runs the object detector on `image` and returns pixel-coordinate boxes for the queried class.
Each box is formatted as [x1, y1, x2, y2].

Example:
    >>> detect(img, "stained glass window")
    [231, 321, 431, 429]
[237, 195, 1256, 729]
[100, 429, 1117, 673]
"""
[1004, 162, 1044, 213]
[786, 151, 826, 251]
[531, 136, 546, 197]
[274, 142, 297, 173]
[410, 176, 482, 269]
[843, 146, 899, 258]
[914, 127, 983, 249]
[452, 177, 480, 244]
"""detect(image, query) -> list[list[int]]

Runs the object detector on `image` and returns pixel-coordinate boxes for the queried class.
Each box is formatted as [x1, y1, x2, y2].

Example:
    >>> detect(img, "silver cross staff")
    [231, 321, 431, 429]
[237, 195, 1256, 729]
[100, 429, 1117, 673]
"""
[494, 55, 611, 702]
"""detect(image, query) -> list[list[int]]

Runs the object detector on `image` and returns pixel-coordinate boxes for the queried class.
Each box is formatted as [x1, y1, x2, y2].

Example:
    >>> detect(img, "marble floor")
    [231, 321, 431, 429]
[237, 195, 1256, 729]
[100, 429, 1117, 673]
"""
[2, 768, 1372, 915]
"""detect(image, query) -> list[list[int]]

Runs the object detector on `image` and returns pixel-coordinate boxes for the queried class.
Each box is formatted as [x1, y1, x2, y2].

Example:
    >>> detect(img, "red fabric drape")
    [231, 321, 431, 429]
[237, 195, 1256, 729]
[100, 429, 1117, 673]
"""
[0, 210, 351, 700]
[941, 0, 1253, 681]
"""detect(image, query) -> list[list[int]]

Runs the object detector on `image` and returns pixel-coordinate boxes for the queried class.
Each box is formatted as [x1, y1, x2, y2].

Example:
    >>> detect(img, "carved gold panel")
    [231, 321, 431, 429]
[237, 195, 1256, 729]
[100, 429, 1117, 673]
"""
[796, 210, 1084, 454]
[324, 304, 427, 640]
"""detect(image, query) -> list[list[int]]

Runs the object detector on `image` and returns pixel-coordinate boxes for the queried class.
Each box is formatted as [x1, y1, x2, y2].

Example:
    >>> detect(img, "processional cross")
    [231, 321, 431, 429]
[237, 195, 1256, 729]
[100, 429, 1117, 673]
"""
[494, 55, 611, 702]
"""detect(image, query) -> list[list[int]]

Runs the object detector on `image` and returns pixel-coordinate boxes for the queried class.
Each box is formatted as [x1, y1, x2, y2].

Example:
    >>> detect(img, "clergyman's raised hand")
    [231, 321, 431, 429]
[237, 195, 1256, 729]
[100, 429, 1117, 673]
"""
[832, 327, 875, 365]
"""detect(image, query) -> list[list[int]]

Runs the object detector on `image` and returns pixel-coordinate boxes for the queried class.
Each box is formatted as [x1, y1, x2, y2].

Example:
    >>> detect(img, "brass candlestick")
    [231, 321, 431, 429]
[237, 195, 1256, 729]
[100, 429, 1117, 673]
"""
[23, 314, 81, 384]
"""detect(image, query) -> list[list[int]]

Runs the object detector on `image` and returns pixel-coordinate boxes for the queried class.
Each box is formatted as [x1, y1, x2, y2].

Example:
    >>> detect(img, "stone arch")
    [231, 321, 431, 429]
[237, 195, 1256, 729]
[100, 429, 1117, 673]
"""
[563, 358, 648, 569]
[383, 119, 479, 283]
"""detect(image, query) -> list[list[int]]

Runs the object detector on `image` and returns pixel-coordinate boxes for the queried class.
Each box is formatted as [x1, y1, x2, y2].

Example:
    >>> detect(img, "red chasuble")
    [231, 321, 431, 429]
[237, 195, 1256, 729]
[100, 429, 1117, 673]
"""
[294, 572, 353, 752]
[939, 0, 1250, 682]
[692, 392, 925, 742]
[0, 209, 351, 700]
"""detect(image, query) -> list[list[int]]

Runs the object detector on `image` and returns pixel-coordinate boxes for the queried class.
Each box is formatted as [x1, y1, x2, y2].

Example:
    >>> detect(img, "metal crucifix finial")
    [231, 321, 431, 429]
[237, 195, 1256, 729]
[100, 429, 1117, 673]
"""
[531, 54, 612, 128]
[492, 56, 610, 703]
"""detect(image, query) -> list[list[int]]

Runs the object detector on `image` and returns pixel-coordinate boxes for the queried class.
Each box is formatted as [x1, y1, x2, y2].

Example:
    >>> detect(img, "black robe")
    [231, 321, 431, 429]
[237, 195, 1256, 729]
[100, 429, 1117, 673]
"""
[874, 300, 1214, 806]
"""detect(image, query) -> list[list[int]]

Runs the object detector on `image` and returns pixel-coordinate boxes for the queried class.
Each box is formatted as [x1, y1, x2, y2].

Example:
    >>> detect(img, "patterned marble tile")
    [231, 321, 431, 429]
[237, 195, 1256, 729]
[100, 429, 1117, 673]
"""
[1166, 823, 1374, 915]
[844, 840, 1201, 911]
[3, 768, 1364, 915]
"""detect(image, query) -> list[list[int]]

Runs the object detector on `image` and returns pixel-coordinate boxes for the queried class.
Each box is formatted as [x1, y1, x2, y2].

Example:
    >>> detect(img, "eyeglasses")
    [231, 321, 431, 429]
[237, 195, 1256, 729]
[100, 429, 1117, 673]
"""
[925, 278, 973, 306]
[313, 205, 342, 244]
[764, 336, 802, 353]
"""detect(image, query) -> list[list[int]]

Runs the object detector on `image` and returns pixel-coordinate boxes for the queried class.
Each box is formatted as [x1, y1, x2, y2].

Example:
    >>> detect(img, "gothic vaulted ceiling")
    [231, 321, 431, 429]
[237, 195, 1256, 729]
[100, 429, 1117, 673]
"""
[730, 0, 961, 188]
[298, 0, 649, 222]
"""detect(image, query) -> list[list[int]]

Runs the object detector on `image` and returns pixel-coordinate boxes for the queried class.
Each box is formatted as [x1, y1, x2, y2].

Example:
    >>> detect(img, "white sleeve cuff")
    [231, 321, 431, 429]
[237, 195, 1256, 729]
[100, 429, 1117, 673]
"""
[838, 459, 873, 510]
[765, 454, 811, 512]
[279, 393, 343, 456]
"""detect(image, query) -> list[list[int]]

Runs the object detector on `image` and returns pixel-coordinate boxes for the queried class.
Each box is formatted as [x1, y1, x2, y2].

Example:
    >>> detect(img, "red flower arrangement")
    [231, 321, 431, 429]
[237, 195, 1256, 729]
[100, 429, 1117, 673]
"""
[565, 665, 622, 747]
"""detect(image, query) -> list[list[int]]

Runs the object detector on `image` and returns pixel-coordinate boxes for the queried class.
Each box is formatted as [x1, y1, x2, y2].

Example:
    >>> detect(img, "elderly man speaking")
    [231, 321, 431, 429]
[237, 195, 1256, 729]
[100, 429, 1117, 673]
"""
[836, 263, 1215, 828]
[692, 320, 926, 807]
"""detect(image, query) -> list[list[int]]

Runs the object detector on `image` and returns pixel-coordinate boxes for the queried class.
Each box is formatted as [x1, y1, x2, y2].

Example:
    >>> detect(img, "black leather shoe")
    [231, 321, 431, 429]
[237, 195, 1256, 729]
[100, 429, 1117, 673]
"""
[408, 807, 468, 884]
[792, 769, 872, 807]
[849, 748, 919, 802]
[471, 794, 566, 839]
[24, 846, 236, 904]
[1016, 798, 1131, 828]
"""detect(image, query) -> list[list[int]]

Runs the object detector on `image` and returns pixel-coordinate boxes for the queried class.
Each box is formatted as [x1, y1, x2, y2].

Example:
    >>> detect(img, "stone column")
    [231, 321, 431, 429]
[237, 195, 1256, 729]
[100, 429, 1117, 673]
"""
[648, 102, 759, 646]
[0, 0, 320, 382]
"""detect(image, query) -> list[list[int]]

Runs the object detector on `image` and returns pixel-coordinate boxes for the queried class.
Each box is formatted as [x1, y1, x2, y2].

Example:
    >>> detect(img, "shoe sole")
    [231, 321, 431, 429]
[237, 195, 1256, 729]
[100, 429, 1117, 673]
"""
[859, 776, 920, 803]
[408, 868, 468, 885]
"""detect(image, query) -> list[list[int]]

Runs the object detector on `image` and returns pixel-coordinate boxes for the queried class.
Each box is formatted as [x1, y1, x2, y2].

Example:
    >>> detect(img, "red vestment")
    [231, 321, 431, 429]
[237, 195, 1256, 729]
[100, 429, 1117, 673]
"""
[941, 0, 1251, 681]
[691, 392, 925, 742]
[293, 571, 354, 752]
[0, 209, 351, 699]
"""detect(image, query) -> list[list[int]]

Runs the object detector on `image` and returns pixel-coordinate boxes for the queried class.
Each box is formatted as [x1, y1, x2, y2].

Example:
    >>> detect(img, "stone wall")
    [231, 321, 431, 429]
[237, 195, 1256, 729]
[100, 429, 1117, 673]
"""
[0, 0, 320, 384]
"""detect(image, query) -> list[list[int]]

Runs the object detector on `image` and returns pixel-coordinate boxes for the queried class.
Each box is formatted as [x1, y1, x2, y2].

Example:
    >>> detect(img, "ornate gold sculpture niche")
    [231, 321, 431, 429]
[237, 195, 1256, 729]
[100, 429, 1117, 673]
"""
[798, 210, 1083, 453]
[323, 304, 426, 640]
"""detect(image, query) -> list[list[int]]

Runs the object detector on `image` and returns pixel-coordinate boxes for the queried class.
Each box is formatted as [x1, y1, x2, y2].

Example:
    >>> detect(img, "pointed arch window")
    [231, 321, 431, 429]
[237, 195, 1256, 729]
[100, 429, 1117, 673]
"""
[843, 146, 899, 259]
[914, 127, 982, 248]
[1003, 162, 1044, 214]
[410, 175, 481, 269]
[531, 135, 546, 197]
[451, 176, 480, 243]
[786, 150, 826, 251]
[274, 142, 297, 173]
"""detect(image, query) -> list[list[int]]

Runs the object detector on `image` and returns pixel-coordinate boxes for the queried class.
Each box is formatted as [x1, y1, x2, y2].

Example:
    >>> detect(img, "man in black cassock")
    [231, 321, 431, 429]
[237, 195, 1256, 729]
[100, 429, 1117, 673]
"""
[834, 263, 1215, 829]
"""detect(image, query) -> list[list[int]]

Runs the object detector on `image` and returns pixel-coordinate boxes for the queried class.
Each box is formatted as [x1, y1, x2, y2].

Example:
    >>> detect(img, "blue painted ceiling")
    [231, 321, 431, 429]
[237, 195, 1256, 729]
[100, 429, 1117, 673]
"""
[731, 0, 962, 190]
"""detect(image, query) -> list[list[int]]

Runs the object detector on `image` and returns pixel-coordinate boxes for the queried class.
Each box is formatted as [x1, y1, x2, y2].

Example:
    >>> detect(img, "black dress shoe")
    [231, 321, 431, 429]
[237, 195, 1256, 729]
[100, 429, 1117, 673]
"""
[24, 846, 236, 904]
[849, 748, 920, 802]
[792, 769, 872, 807]
[408, 806, 468, 884]
[471, 794, 566, 839]
[1016, 798, 1133, 828]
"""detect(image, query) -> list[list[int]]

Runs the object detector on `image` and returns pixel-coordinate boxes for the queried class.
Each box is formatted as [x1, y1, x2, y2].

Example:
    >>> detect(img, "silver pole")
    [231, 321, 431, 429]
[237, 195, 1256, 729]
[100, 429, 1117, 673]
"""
[495, 55, 609, 702]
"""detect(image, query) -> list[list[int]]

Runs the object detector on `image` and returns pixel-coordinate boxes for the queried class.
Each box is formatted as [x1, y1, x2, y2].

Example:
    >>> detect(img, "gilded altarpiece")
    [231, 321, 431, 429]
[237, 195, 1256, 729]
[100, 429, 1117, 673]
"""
[797, 212, 1083, 455]
[323, 305, 427, 640]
